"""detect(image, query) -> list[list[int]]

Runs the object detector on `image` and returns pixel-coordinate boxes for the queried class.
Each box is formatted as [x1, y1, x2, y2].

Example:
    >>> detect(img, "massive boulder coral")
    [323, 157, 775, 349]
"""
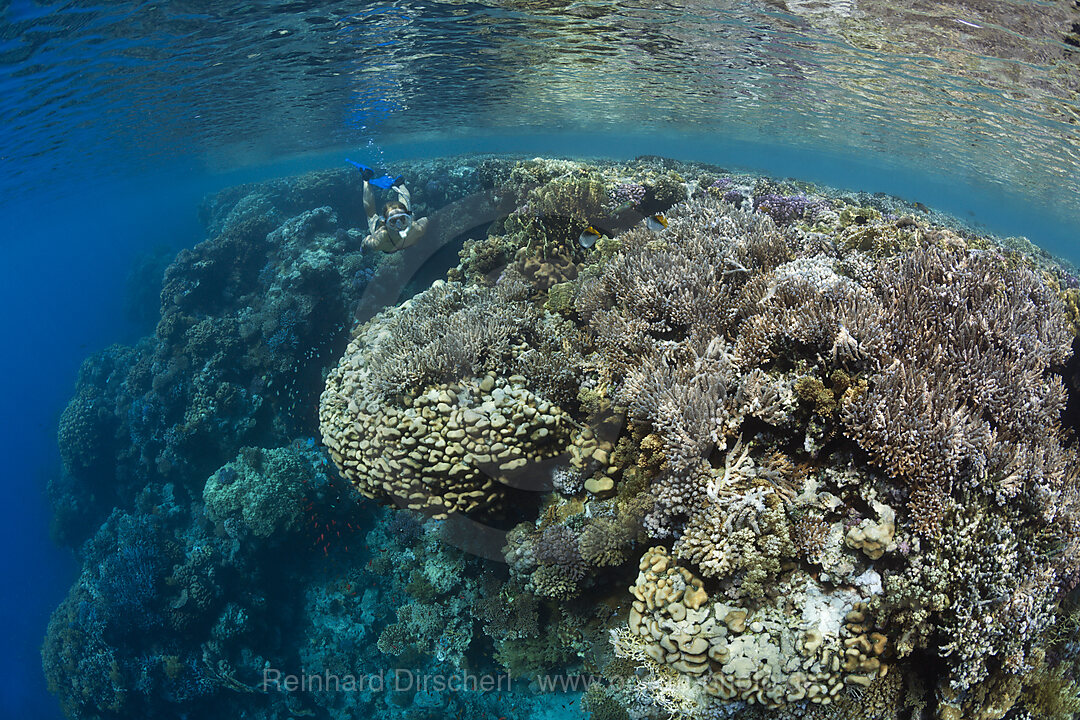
[319, 281, 574, 517]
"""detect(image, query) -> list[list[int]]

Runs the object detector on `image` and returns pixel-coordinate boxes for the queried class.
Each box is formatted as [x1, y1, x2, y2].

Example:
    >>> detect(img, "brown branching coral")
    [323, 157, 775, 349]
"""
[871, 248, 1071, 434]
[364, 281, 537, 398]
[512, 311, 586, 408]
[674, 482, 794, 599]
[842, 360, 996, 485]
[579, 196, 790, 371]
[791, 511, 831, 564]
[732, 257, 886, 368]
[578, 517, 634, 568]
[615, 338, 798, 536]
[615, 339, 740, 536]
[620, 339, 738, 477]
[840, 248, 1074, 504]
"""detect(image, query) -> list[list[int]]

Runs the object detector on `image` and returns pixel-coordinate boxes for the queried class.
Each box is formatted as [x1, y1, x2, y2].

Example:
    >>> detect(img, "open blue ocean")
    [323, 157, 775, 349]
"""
[4, 2, 1080, 719]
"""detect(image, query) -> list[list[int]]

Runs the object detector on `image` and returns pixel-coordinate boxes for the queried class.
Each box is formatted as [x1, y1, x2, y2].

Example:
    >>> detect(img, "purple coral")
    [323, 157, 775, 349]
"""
[753, 193, 826, 225]
[723, 190, 746, 207]
[534, 525, 587, 581]
[611, 183, 646, 206]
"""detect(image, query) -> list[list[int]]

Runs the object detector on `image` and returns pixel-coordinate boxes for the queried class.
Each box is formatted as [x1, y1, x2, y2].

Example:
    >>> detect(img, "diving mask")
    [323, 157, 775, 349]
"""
[386, 211, 412, 233]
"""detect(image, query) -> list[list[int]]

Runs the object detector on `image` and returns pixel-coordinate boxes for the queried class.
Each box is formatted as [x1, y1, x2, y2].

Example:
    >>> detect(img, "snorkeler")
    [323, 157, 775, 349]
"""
[347, 160, 429, 253]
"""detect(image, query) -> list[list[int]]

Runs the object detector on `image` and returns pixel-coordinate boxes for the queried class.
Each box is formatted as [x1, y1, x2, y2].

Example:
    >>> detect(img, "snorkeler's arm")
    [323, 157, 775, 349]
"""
[363, 180, 377, 219]
[394, 184, 412, 213]
[401, 216, 428, 248]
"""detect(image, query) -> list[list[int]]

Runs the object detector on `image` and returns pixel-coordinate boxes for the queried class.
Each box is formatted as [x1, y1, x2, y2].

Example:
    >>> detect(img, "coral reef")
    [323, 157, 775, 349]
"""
[50, 172, 391, 545]
[47, 155, 1080, 720]
[319, 297, 574, 517]
[203, 445, 312, 539]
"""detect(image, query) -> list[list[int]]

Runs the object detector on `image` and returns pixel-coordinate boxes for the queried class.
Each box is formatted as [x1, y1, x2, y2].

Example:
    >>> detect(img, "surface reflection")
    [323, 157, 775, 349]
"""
[1, 0, 1078, 218]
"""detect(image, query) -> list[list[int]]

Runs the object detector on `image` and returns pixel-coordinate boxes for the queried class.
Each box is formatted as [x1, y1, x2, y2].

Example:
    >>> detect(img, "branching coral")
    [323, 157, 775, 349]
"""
[842, 249, 1072, 479]
[363, 280, 537, 398]
[579, 196, 789, 368]
[675, 486, 794, 599]
[532, 524, 588, 591]
[578, 516, 634, 567]
[884, 490, 1061, 717]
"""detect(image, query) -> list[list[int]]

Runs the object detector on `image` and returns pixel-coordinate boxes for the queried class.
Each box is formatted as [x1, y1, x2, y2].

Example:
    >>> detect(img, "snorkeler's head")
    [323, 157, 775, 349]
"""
[384, 201, 412, 232]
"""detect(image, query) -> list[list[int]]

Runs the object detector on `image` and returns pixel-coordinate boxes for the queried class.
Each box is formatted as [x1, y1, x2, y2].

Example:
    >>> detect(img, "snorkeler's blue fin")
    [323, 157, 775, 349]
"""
[369, 174, 398, 190]
[345, 159, 374, 181]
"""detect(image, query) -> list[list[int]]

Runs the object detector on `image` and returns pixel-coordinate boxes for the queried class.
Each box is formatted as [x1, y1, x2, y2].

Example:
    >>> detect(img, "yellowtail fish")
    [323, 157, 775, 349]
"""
[645, 214, 667, 232]
[579, 226, 603, 248]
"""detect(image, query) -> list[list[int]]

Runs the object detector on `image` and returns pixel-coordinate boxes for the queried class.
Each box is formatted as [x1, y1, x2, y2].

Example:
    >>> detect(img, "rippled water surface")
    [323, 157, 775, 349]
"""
[3, 0, 1080, 226]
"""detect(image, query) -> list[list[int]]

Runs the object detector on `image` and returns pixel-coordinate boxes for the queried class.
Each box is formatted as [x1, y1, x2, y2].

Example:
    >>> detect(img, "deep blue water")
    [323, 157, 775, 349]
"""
[4, 1, 1080, 718]
[0, 175, 198, 718]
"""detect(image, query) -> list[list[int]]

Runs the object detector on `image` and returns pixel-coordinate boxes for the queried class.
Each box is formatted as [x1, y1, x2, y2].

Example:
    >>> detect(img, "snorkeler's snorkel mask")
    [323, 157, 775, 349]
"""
[386, 210, 412, 233]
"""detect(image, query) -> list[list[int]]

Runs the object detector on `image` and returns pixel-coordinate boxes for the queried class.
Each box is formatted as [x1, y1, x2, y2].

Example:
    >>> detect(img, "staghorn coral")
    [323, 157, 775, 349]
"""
[885, 489, 1061, 708]
[731, 254, 886, 368]
[578, 516, 634, 567]
[511, 310, 586, 408]
[580, 196, 790, 365]
[841, 248, 1072, 468]
[616, 339, 798, 536]
[575, 186, 1079, 718]
[753, 192, 829, 225]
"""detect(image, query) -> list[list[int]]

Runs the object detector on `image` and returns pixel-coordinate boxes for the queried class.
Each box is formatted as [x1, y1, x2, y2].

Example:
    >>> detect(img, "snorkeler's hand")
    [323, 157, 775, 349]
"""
[345, 158, 375, 181]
